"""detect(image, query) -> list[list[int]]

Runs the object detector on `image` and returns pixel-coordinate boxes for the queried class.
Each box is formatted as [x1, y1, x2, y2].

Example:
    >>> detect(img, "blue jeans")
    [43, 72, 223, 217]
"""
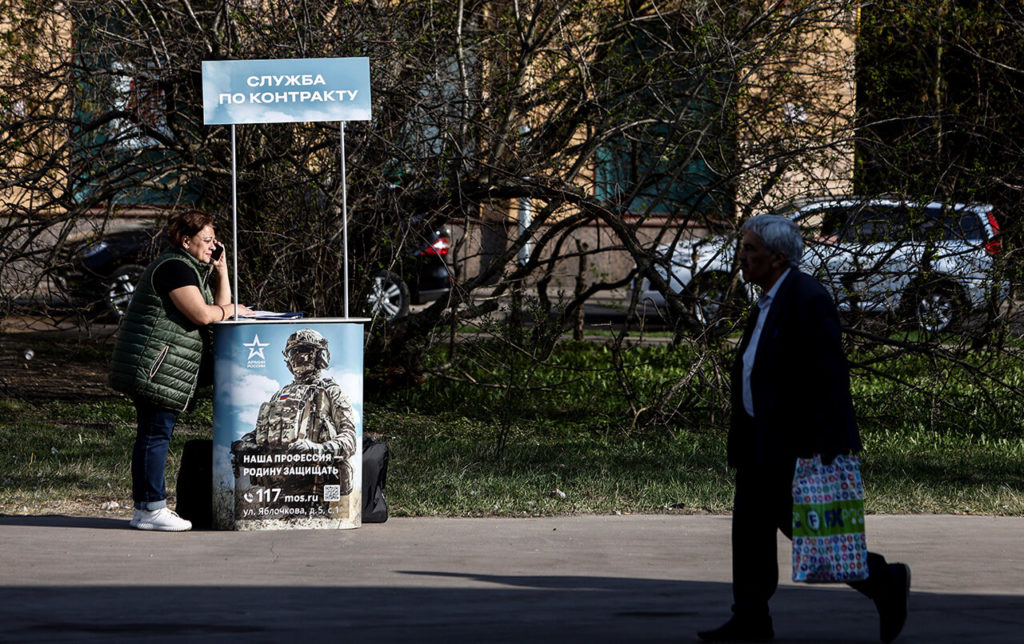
[131, 399, 180, 511]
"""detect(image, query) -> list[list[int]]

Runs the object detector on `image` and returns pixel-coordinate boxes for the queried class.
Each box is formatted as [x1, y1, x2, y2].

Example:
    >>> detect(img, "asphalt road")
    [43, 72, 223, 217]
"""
[1, 513, 1022, 642]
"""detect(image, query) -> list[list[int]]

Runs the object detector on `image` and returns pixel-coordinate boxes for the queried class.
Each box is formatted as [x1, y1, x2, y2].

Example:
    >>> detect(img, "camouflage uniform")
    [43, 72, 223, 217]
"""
[249, 375, 357, 489]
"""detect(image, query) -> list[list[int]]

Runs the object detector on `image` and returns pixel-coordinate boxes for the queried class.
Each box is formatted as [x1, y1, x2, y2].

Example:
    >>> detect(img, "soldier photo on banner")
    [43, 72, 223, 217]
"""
[226, 327, 360, 528]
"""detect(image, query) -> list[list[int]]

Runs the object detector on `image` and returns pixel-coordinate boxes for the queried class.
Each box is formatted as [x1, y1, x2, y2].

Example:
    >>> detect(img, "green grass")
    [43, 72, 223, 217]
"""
[2, 331, 1023, 517]
[0, 393, 213, 513]
[861, 428, 1024, 515]
[363, 406, 1024, 518]
[370, 406, 734, 517]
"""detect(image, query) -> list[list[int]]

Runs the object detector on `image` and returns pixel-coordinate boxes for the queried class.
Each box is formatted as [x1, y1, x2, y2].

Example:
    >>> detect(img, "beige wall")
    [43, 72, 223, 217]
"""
[450, 215, 713, 294]
[0, 5, 73, 216]
[734, 2, 858, 211]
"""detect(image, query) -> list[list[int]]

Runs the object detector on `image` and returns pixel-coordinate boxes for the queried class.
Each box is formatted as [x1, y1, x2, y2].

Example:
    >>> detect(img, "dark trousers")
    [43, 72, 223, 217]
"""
[731, 459, 892, 617]
[131, 399, 180, 510]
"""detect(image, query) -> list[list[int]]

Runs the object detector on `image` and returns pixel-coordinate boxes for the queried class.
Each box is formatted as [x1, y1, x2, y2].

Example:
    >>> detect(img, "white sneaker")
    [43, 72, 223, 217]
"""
[130, 508, 192, 532]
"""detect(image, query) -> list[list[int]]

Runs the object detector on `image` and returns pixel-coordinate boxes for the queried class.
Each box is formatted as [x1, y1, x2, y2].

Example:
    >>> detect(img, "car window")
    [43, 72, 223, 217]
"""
[912, 207, 985, 242]
[798, 208, 845, 242]
[906, 207, 945, 242]
[952, 210, 985, 241]
[851, 206, 908, 243]
[798, 209, 829, 237]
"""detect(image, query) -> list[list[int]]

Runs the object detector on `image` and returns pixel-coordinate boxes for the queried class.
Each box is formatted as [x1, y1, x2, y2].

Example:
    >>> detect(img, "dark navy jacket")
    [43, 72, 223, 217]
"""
[728, 270, 862, 469]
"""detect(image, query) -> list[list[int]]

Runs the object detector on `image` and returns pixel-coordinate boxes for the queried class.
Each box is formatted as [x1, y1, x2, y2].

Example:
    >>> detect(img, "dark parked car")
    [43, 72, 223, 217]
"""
[364, 221, 454, 321]
[55, 220, 452, 321]
[55, 222, 163, 319]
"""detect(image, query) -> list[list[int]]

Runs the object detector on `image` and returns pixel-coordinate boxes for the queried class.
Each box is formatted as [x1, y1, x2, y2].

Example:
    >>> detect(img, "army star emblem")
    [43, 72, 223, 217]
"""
[244, 334, 270, 360]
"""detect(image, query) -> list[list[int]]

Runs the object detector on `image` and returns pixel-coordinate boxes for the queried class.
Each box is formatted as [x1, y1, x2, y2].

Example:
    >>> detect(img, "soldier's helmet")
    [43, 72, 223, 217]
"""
[283, 328, 330, 371]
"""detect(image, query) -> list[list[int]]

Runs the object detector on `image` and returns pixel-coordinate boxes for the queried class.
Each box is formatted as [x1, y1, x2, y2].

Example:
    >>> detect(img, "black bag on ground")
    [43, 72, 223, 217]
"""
[175, 438, 213, 530]
[362, 436, 389, 523]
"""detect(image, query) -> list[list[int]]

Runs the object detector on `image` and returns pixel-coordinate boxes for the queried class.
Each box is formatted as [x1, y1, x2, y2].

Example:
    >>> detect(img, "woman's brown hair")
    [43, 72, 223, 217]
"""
[165, 210, 214, 248]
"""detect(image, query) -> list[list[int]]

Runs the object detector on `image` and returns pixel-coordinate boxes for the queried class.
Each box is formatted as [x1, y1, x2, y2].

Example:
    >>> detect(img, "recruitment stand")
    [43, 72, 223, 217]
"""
[201, 58, 371, 530]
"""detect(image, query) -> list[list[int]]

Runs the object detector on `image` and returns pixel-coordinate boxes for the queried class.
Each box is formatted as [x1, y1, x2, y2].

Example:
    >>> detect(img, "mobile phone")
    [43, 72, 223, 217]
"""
[211, 245, 223, 262]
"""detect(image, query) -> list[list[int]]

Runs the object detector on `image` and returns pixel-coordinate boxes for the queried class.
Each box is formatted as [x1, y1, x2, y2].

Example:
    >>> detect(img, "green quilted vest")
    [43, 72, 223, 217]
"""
[108, 249, 215, 411]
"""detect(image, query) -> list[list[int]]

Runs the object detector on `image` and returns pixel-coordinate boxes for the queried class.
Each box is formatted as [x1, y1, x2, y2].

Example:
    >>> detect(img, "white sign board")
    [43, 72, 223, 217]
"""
[202, 57, 371, 125]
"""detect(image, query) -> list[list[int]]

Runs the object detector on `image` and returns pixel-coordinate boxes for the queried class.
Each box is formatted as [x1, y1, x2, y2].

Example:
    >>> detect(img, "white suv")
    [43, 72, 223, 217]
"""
[635, 197, 1006, 332]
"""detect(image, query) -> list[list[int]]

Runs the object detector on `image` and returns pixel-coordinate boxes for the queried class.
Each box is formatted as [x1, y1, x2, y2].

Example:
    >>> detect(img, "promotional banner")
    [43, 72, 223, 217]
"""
[211, 320, 364, 530]
[202, 57, 371, 125]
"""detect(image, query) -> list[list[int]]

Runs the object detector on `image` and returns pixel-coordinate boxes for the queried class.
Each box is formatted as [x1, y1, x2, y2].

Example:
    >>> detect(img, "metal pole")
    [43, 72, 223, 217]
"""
[517, 125, 532, 266]
[231, 124, 239, 318]
[340, 121, 349, 318]
[517, 193, 532, 266]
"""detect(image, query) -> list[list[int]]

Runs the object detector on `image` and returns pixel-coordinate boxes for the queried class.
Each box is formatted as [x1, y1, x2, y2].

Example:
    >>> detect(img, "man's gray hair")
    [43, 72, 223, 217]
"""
[741, 214, 804, 268]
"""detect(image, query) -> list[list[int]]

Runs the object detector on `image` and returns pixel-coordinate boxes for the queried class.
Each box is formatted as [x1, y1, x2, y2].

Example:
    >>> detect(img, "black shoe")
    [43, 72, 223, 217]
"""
[697, 615, 774, 642]
[875, 563, 911, 643]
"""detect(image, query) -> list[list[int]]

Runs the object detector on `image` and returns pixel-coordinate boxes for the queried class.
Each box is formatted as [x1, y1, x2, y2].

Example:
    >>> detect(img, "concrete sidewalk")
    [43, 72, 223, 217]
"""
[1, 513, 1021, 642]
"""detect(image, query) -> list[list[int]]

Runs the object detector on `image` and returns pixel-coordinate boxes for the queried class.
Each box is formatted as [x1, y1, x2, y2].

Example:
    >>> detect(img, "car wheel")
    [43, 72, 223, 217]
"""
[104, 264, 145, 319]
[910, 282, 962, 333]
[366, 270, 410, 321]
[689, 272, 747, 333]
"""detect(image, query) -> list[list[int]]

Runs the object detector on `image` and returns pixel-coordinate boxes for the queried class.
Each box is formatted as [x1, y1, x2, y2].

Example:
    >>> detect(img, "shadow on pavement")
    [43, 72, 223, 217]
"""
[0, 514, 127, 530]
[2, 578, 1021, 642]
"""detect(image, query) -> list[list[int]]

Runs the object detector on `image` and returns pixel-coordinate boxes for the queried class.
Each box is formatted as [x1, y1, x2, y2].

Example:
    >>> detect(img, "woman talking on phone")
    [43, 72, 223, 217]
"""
[109, 210, 253, 531]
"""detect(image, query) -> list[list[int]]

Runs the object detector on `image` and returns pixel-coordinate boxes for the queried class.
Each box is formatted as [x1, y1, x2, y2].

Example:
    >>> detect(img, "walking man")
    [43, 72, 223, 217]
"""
[697, 215, 911, 643]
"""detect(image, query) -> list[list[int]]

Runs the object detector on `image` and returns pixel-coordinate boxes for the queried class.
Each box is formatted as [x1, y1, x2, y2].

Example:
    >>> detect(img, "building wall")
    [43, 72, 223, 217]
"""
[450, 215, 714, 295]
[476, 3, 859, 294]
[0, 5, 73, 216]
[734, 2, 858, 211]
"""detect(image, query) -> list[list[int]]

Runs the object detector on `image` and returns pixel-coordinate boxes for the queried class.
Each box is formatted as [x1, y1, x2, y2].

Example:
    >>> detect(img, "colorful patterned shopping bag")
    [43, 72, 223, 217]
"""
[792, 454, 869, 583]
